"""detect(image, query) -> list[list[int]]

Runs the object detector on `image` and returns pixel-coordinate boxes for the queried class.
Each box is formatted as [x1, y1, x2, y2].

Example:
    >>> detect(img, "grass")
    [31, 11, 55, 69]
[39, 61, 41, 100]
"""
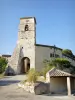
[27, 68, 38, 83]
[37, 76, 46, 82]
[0, 73, 4, 79]
[21, 76, 46, 85]
[20, 80, 27, 84]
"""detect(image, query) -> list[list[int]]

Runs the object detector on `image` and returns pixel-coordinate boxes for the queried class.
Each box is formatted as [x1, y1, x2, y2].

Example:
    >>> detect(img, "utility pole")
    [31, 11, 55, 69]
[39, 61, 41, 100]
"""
[54, 45, 56, 59]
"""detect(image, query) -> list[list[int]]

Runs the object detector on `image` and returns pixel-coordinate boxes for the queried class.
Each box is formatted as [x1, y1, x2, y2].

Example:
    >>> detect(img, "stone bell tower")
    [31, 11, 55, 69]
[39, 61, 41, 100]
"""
[17, 17, 36, 73]
[5, 17, 36, 75]
[18, 17, 36, 46]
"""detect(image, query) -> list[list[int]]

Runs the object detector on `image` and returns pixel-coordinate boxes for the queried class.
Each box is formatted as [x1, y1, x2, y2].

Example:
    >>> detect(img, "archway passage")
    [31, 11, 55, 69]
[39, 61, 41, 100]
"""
[21, 57, 30, 74]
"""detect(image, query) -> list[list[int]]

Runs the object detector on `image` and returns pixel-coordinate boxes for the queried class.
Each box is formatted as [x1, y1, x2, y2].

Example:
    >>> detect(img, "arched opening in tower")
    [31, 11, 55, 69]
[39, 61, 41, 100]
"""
[21, 57, 30, 74]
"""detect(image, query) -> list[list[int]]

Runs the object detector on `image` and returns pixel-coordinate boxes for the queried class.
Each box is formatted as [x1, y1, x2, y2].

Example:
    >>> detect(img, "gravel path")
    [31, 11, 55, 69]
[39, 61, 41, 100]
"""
[0, 75, 75, 100]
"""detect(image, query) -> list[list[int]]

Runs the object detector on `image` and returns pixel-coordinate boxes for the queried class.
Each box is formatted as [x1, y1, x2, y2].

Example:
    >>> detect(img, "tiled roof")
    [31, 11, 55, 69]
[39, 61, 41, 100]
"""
[47, 68, 75, 77]
[2, 54, 11, 57]
[0, 54, 11, 57]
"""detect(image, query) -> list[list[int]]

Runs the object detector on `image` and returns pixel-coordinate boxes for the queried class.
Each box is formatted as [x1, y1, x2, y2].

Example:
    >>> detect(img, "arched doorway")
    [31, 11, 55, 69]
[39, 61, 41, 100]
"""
[21, 57, 30, 74]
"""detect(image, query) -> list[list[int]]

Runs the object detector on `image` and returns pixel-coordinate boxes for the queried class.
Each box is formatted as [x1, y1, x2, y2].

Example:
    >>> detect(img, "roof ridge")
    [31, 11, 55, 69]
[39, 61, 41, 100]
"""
[47, 68, 74, 77]
[56, 69, 71, 76]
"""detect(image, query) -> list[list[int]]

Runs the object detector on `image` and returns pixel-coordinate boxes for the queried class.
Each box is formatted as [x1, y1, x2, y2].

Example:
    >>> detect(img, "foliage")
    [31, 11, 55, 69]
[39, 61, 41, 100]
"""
[0, 57, 8, 73]
[52, 58, 71, 69]
[69, 65, 75, 74]
[36, 71, 43, 76]
[42, 66, 55, 78]
[62, 49, 75, 60]
[43, 60, 55, 78]
[0, 73, 4, 79]
[43, 58, 75, 74]
[27, 68, 38, 83]
[62, 49, 73, 56]
[37, 76, 45, 82]
[43, 58, 71, 70]
[43, 59, 53, 67]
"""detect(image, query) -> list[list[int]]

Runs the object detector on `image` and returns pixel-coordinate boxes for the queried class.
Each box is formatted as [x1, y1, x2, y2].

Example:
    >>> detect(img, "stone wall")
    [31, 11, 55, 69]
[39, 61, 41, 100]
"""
[7, 17, 36, 74]
[18, 17, 36, 70]
[5, 17, 75, 75]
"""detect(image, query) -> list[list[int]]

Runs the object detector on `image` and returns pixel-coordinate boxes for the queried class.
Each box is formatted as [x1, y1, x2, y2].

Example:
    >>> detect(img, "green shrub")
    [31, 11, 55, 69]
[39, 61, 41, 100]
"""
[0, 57, 8, 73]
[62, 49, 75, 59]
[62, 49, 73, 55]
[52, 58, 71, 69]
[42, 66, 55, 78]
[27, 68, 38, 83]
[36, 71, 43, 76]
[0, 73, 4, 79]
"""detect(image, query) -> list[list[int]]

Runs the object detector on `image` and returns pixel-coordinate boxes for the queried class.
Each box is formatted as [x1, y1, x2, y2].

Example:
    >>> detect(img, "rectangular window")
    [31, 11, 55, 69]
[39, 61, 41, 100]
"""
[50, 53, 53, 57]
[50, 53, 55, 57]
[55, 54, 59, 58]
[52, 54, 54, 57]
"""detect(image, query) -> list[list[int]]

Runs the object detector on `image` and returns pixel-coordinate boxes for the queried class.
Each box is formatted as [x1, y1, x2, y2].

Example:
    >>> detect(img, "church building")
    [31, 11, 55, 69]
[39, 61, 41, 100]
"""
[5, 17, 75, 75]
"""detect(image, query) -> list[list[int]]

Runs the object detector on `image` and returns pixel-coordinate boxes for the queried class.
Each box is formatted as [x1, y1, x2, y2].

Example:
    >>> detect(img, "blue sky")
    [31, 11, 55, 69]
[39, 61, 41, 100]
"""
[0, 0, 75, 55]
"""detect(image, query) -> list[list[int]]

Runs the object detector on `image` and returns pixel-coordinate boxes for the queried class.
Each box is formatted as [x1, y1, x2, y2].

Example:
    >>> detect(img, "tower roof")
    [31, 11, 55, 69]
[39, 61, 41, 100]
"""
[20, 17, 36, 24]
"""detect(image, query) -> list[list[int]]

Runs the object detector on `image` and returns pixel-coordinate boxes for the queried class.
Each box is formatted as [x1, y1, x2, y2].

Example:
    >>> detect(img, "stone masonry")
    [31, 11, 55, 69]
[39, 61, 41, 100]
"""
[4, 17, 75, 75]
[5, 17, 36, 75]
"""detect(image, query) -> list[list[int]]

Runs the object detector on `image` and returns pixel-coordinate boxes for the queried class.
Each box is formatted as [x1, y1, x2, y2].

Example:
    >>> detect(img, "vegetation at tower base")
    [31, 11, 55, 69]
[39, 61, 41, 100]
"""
[62, 49, 75, 60]
[0, 57, 8, 73]
[27, 68, 39, 83]
[43, 58, 75, 75]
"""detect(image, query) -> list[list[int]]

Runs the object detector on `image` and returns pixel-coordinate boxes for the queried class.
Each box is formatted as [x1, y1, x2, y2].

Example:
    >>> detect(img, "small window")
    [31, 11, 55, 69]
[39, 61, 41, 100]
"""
[55, 54, 59, 58]
[50, 53, 53, 57]
[52, 54, 54, 57]
[50, 53, 57, 57]
[25, 25, 29, 31]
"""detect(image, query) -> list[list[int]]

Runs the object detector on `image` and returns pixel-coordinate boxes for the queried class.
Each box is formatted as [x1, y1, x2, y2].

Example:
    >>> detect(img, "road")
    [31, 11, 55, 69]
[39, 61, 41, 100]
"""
[0, 75, 75, 100]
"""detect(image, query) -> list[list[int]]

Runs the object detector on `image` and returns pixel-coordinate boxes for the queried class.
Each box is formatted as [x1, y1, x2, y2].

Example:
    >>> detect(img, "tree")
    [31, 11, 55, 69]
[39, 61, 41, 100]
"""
[43, 58, 71, 70]
[52, 58, 71, 70]
[43, 58, 75, 74]
[62, 49, 75, 59]
[62, 49, 73, 55]
[0, 57, 8, 73]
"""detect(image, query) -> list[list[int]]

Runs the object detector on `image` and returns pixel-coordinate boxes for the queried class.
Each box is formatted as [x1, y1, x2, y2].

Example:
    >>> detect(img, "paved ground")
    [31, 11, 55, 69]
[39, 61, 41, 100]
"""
[0, 75, 75, 100]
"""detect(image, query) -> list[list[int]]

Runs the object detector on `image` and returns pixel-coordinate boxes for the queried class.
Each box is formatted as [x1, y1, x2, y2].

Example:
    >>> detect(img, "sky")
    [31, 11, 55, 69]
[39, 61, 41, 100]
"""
[0, 0, 75, 55]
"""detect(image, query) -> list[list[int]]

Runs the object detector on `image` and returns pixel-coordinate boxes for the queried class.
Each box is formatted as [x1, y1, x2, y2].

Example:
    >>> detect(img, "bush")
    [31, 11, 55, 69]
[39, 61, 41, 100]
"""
[52, 58, 71, 69]
[27, 68, 38, 83]
[42, 65, 55, 79]
[0, 57, 8, 73]
[36, 71, 43, 76]
[62, 49, 73, 55]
